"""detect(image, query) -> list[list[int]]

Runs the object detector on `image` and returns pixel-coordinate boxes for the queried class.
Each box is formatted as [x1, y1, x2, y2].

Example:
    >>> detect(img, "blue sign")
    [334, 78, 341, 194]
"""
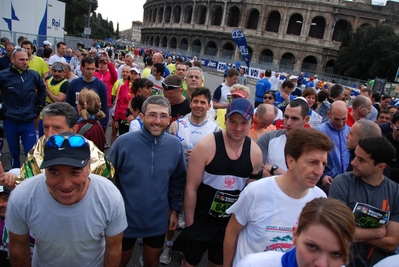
[232, 29, 250, 69]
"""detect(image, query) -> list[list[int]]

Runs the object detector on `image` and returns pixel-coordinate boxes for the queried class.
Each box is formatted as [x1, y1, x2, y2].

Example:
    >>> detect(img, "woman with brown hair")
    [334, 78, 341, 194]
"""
[237, 197, 356, 267]
[77, 89, 106, 151]
[302, 88, 323, 127]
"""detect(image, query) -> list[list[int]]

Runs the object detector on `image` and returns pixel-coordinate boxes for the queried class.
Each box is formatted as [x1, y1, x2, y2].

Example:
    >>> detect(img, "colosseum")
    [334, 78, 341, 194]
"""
[141, 0, 399, 75]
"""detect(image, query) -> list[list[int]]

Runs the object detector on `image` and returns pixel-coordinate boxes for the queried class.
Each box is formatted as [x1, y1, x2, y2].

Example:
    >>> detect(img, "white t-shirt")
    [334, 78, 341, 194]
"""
[237, 251, 284, 267]
[146, 74, 164, 93]
[308, 110, 323, 128]
[48, 54, 66, 65]
[6, 173, 127, 267]
[227, 176, 326, 266]
[267, 134, 287, 171]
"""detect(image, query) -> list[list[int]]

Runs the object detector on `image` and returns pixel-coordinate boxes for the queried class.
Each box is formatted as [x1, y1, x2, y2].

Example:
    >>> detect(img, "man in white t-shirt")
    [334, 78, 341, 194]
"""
[224, 128, 332, 266]
[146, 63, 165, 94]
[48, 41, 67, 65]
[212, 68, 239, 109]
[257, 98, 310, 176]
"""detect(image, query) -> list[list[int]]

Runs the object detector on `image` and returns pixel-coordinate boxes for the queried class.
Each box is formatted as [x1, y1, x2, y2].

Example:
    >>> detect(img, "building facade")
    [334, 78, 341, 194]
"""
[141, 0, 399, 73]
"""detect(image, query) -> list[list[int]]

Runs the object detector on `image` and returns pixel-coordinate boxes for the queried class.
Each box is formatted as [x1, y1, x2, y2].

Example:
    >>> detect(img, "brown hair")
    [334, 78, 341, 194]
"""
[285, 128, 333, 160]
[296, 198, 355, 263]
[77, 89, 105, 120]
[302, 88, 318, 110]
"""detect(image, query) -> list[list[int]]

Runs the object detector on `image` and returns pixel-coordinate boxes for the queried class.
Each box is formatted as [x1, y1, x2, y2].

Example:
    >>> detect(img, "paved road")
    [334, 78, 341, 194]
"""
[0, 58, 259, 267]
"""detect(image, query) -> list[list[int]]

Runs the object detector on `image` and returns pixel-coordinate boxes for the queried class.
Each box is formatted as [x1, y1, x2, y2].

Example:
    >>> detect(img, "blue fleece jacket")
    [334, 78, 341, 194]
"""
[317, 121, 350, 177]
[107, 127, 186, 238]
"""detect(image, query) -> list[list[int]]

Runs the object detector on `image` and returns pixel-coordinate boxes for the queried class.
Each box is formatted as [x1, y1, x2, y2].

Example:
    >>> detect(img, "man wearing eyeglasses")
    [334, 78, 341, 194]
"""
[107, 95, 186, 267]
[163, 75, 191, 123]
[0, 48, 46, 169]
[6, 132, 127, 267]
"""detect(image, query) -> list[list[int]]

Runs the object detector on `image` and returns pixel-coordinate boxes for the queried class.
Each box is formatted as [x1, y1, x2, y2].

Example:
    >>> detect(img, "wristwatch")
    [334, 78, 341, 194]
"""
[270, 165, 279, 175]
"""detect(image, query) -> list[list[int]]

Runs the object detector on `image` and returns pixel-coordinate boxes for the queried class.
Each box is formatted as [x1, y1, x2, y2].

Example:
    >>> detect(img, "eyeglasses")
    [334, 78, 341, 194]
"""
[145, 113, 170, 121]
[264, 96, 274, 100]
[187, 75, 201, 79]
[11, 47, 27, 57]
[46, 134, 87, 148]
[392, 124, 399, 131]
[162, 82, 181, 91]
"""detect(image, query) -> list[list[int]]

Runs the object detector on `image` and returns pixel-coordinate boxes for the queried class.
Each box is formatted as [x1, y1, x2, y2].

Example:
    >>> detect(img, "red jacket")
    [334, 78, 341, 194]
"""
[114, 80, 134, 121]
[94, 62, 118, 107]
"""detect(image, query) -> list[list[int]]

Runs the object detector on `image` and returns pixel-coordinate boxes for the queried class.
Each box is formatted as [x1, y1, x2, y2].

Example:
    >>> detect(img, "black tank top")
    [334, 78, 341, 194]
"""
[195, 131, 253, 225]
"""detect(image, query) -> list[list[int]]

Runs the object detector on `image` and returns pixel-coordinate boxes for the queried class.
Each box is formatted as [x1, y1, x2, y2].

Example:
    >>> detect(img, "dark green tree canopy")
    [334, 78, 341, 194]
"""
[60, 0, 118, 39]
[335, 24, 399, 81]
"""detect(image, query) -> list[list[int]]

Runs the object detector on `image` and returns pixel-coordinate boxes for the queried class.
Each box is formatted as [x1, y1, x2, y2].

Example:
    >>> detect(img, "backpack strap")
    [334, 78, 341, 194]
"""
[78, 123, 93, 136]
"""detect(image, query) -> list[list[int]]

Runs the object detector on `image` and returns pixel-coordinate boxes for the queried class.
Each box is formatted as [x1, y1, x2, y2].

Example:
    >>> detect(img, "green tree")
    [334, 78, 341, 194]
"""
[335, 24, 399, 81]
[116, 23, 120, 39]
[59, 0, 99, 35]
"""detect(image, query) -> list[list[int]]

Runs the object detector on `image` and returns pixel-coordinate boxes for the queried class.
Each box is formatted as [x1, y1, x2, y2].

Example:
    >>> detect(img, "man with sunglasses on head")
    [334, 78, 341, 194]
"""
[162, 75, 191, 123]
[0, 48, 46, 169]
[6, 132, 127, 267]
[107, 95, 186, 267]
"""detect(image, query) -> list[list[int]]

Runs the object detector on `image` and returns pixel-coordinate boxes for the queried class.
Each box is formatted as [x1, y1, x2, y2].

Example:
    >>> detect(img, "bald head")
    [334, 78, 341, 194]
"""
[328, 101, 348, 131]
[351, 95, 372, 120]
[255, 104, 277, 129]
[152, 52, 163, 64]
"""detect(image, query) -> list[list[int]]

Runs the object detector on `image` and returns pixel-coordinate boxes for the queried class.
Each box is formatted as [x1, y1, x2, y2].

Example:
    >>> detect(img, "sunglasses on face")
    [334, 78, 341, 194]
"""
[264, 96, 274, 100]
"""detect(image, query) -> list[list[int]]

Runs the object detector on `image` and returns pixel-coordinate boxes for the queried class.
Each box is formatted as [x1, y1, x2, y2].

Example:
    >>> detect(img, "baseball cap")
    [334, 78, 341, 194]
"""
[0, 185, 10, 195]
[52, 62, 65, 71]
[40, 133, 90, 169]
[43, 40, 52, 46]
[130, 67, 141, 74]
[289, 75, 298, 80]
[226, 98, 254, 120]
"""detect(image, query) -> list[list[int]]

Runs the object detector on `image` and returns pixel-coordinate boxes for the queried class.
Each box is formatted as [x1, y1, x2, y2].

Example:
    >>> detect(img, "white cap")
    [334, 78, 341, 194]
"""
[43, 40, 52, 46]
[130, 67, 141, 74]
[289, 75, 298, 80]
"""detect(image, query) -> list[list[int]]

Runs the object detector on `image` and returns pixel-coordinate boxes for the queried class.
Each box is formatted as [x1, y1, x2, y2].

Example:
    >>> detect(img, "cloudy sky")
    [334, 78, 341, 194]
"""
[96, 0, 396, 31]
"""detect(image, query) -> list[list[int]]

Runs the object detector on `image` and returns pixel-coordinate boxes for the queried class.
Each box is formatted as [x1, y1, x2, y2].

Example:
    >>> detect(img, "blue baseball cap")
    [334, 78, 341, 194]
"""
[226, 98, 254, 120]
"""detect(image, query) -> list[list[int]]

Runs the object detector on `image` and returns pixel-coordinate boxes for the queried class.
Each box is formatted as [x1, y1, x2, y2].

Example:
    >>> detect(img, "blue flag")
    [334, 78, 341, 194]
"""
[231, 29, 250, 69]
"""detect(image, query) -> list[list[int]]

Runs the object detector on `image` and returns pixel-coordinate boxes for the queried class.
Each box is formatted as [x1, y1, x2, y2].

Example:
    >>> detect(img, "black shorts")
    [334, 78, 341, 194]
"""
[173, 219, 226, 265]
[122, 233, 166, 251]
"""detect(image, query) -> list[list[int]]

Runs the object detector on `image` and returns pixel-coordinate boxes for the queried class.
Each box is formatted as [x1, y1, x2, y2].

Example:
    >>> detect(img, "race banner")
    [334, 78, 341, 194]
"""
[231, 29, 250, 69]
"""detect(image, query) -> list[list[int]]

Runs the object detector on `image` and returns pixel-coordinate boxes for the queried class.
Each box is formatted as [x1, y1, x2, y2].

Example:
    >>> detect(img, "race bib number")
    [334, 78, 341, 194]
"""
[209, 191, 238, 218]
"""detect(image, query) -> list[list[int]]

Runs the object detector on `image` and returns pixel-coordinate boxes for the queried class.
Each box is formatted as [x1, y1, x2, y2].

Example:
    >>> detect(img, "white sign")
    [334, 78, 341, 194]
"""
[84, 28, 91, 35]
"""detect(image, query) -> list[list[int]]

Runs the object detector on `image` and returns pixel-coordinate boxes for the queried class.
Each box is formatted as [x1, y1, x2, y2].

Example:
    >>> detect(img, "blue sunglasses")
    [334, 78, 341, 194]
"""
[47, 135, 87, 148]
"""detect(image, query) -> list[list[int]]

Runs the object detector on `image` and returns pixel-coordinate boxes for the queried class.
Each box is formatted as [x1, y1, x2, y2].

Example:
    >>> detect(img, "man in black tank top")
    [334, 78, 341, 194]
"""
[173, 98, 263, 266]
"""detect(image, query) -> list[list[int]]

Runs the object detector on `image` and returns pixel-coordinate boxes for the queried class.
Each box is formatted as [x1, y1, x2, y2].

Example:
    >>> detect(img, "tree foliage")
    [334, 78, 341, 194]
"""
[59, 0, 98, 35]
[335, 24, 399, 81]
[60, 0, 117, 39]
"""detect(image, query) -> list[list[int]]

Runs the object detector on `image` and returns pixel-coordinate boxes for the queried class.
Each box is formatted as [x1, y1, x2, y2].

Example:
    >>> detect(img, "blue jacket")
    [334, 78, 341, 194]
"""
[107, 128, 186, 238]
[0, 66, 46, 123]
[254, 78, 271, 102]
[317, 121, 350, 177]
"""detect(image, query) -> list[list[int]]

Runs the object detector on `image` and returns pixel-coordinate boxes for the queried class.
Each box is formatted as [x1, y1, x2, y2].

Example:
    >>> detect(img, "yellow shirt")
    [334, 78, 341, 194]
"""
[28, 55, 49, 77]
[142, 67, 151, 78]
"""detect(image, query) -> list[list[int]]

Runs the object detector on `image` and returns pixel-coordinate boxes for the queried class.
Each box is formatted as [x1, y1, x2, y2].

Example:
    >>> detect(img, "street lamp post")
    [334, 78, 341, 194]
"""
[85, 0, 94, 38]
